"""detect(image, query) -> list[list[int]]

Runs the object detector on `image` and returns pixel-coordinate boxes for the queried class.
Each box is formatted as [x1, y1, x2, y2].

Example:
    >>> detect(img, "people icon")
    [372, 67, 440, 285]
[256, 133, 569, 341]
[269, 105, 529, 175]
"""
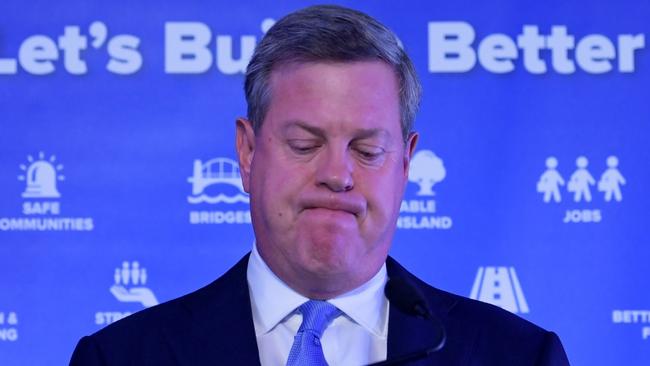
[537, 156, 565, 203]
[567, 156, 595, 202]
[114, 268, 121, 285]
[114, 261, 147, 286]
[598, 156, 625, 202]
[120, 261, 130, 285]
[131, 261, 141, 285]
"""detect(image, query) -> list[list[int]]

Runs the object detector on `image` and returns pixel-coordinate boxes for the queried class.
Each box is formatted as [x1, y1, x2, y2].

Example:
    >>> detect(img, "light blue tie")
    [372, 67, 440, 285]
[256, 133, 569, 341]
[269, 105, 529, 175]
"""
[286, 300, 342, 366]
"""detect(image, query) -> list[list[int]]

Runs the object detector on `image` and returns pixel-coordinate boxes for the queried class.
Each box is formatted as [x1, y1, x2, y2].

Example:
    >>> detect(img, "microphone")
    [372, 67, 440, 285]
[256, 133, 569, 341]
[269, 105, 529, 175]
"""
[385, 277, 437, 321]
[367, 277, 446, 366]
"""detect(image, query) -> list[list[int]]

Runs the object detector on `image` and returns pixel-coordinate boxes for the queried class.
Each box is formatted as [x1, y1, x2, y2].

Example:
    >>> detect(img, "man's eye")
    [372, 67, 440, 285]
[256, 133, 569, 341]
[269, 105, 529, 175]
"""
[355, 147, 384, 161]
[288, 142, 320, 154]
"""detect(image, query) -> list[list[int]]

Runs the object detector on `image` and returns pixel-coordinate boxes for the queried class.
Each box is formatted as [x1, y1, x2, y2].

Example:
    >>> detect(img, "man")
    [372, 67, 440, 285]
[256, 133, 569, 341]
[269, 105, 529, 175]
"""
[71, 5, 570, 365]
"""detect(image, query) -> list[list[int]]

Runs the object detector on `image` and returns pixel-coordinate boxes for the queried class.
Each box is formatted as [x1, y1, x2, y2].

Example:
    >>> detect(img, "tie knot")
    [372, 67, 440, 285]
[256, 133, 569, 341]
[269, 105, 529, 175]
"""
[297, 300, 341, 337]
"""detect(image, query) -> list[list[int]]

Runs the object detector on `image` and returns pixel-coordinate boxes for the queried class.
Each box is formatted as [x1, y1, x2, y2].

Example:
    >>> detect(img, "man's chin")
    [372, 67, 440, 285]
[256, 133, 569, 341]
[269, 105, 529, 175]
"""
[299, 263, 358, 298]
[297, 224, 358, 251]
[302, 252, 349, 275]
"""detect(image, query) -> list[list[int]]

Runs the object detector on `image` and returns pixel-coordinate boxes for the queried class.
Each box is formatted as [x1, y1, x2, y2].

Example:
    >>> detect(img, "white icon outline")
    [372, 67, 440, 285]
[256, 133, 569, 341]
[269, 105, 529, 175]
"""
[537, 156, 565, 203]
[598, 156, 625, 202]
[408, 150, 446, 196]
[17, 152, 64, 198]
[187, 158, 249, 204]
[470, 266, 529, 314]
[567, 156, 595, 202]
[110, 261, 158, 308]
[538, 155, 624, 203]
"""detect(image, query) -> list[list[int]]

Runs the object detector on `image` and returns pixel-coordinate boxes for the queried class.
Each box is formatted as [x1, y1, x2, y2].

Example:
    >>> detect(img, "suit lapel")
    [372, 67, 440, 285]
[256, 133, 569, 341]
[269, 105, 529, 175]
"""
[386, 257, 442, 364]
[166, 253, 261, 365]
[211, 254, 260, 364]
[387, 298, 442, 363]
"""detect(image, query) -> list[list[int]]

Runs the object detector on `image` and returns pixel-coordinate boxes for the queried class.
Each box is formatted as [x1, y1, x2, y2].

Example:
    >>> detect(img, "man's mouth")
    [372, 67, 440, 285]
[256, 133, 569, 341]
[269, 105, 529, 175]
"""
[299, 196, 365, 217]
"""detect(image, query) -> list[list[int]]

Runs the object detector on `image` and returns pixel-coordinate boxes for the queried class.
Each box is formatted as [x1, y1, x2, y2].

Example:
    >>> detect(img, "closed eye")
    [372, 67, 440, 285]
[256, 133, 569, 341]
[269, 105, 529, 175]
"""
[356, 149, 381, 159]
[288, 140, 322, 155]
[353, 145, 386, 163]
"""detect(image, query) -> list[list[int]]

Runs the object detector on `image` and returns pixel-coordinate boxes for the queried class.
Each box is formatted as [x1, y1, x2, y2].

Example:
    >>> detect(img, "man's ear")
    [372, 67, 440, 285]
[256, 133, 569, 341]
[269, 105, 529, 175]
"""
[235, 117, 256, 193]
[403, 131, 419, 179]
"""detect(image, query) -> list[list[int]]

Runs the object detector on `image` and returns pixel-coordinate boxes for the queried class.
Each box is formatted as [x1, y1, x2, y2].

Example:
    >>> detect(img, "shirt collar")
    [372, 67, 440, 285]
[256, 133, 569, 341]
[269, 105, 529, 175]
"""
[247, 243, 388, 338]
[329, 262, 388, 338]
[247, 243, 309, 336]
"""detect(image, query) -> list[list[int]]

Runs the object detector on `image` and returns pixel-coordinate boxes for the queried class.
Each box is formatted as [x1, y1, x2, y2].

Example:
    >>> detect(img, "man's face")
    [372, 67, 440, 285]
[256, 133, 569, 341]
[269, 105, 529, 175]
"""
[237, 61, 417, 298]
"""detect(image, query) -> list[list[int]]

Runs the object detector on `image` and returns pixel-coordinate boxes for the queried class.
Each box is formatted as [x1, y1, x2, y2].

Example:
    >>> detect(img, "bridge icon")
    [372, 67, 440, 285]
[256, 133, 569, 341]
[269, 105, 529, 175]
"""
[187, 158, 249, 204]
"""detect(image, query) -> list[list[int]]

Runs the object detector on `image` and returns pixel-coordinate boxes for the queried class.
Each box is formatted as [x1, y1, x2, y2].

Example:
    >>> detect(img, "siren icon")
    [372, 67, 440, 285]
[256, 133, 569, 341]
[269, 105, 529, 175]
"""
[18, 152, 64, 198]
[470, 266, 529, 314]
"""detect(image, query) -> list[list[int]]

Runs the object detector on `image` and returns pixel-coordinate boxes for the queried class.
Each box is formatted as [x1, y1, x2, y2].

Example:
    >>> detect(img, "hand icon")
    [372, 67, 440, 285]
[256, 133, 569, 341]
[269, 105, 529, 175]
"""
[110, 285, 159, 308]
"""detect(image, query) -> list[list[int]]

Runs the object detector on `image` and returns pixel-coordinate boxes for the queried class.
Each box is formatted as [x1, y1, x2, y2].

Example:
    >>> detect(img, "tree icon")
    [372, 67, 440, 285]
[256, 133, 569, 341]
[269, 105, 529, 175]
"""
[408, 150, 446, 196]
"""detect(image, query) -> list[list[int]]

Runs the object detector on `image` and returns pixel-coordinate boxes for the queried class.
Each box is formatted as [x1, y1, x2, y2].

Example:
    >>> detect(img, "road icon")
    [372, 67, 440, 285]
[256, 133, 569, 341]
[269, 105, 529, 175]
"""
[470, 266, 529, 314]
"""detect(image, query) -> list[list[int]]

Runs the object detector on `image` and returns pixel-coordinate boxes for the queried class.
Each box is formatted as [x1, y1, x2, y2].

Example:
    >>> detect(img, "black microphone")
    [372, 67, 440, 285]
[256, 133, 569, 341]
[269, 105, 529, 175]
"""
[367, 277, 446, 366]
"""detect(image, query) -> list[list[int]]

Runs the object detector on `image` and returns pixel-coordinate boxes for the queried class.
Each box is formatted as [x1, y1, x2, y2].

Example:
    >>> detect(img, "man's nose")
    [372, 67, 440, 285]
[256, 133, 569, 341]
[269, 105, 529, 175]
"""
[315, 147, 354, 192]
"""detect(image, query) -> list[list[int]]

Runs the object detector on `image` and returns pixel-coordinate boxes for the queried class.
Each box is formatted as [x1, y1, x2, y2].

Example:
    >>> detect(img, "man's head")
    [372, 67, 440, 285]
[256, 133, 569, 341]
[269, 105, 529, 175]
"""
[245, 5, 421, 140]
[236, 5, 421, 299]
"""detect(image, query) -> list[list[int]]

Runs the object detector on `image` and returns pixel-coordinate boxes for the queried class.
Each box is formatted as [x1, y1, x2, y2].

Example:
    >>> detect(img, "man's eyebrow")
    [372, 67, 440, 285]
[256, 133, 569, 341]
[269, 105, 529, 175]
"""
[282, 120, 326, 138]
[282, 121, 391, 140]
[352, 128, 391, 141]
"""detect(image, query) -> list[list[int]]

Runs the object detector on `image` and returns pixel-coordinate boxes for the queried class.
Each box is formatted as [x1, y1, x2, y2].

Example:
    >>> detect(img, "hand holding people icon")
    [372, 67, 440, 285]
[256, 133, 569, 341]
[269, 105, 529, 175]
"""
[110, 261, 158, 308]
[109, 286, 159, 308]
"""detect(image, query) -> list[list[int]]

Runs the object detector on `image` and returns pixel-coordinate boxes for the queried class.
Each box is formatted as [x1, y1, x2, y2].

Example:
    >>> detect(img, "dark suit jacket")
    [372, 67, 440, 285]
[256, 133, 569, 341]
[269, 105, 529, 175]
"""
[70, 254, 570, 365]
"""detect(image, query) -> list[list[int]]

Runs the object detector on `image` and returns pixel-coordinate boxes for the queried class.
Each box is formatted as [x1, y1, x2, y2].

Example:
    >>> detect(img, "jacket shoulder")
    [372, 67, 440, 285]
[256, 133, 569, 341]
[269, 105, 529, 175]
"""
[92, 254, 248, 340]
[386, 257, 570, 365]
[70, 254, 260, 366]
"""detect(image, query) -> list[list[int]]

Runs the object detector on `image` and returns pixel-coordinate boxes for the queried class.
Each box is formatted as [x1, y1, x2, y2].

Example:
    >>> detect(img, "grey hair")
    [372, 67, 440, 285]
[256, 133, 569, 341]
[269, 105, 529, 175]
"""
[244, 4, 421, 141]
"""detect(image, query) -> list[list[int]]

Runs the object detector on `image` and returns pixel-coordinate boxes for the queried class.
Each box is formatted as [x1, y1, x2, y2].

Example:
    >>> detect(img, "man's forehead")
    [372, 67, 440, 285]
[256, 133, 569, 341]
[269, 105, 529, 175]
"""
[262, 60, 402, 141]
[282, 120, 393, 140]
[267, 60, 400, 109]
[269, 59, 396, 82]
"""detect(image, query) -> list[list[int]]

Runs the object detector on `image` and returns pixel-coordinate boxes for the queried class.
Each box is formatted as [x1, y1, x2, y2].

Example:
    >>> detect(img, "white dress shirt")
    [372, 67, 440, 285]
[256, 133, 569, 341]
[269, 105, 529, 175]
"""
[247, 244, 389, 366]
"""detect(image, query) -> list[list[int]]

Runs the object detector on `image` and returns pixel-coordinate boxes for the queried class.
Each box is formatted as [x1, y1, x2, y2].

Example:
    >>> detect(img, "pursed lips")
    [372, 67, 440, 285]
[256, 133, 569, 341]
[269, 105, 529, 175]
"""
[299, 196, 365, 217]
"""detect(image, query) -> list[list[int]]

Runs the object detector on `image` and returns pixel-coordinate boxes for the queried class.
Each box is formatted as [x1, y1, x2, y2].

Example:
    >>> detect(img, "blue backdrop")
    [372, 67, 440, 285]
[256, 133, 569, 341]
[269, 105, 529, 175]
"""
[1, 1, 648, 364]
